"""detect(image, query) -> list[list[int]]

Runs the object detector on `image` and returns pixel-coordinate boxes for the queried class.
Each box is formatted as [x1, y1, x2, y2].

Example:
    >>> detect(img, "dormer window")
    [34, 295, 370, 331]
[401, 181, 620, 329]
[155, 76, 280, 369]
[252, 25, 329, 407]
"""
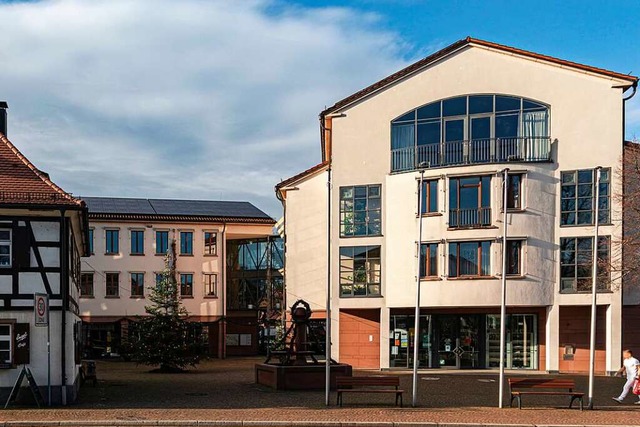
[391, 95, 550, 172]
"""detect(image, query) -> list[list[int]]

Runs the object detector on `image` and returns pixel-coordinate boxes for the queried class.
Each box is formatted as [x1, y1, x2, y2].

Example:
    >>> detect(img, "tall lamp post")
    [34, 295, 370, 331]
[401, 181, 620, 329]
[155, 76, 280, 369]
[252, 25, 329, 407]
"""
[498, 168, 509, 408]
[588, 166, 602, 410]
[412, 162, 428, 407]
[325, 167, 332, 407]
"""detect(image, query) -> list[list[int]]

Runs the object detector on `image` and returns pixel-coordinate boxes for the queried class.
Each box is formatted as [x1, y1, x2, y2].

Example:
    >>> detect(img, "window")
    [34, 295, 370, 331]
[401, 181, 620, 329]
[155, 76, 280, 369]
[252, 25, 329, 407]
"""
[180, 232, 193, 255]
[105, 229, 119, 254]
[80, 273, 94, 297]
[506, 174, 522, 210]
[180, 273, 193, 297]
[105, 272, 119, 297]
[506, 240, 522, 276]
[130, 230, 144, 255]
[391, 95, 550, 172]
[449, 176, 491, 227]
[88, 229, 94, 255]
[449, 241, 491, 277]
[420, 243, 438, 278]
[0, 229, 11, 267]
[204, 273, 217, 297]
[0, 325, 11, 364]
[420, 180, 438, 214]
[560, 236, 610, 293]
[155, 231, 169, 255]
[155, 273, 163, 286]
[339, 185, 382, 236]
[204, 232, 217, 256]
[131, 273, 144, 297]
[561, 168, 610, 226]
[339, 246, 381, 297]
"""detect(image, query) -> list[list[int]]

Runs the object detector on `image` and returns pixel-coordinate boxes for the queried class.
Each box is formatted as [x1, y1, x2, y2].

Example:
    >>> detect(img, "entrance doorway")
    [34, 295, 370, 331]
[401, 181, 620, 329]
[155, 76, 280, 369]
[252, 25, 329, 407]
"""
[436, 315, 481, 369]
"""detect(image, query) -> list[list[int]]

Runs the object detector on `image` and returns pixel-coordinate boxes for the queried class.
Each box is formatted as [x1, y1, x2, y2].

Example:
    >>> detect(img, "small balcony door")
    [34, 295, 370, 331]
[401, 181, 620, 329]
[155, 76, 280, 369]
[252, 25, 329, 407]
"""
[444, 117, 466, 164]
[470, 115, 492, 163]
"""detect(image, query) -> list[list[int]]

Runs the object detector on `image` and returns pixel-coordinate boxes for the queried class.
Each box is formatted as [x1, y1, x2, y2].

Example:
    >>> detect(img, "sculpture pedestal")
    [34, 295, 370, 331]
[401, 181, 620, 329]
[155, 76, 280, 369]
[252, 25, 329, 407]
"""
[255, 363, 352, 390]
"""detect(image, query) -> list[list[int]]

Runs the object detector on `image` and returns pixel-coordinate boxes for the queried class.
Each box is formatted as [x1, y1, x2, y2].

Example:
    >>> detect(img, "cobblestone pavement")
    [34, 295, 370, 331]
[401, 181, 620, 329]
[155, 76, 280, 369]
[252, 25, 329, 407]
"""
[1, 358, 639, 426]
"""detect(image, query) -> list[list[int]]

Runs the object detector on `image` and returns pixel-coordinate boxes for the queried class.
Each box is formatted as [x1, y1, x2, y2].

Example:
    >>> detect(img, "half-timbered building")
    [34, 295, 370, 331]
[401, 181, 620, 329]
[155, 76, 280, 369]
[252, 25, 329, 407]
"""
[0, 114, 89, 404]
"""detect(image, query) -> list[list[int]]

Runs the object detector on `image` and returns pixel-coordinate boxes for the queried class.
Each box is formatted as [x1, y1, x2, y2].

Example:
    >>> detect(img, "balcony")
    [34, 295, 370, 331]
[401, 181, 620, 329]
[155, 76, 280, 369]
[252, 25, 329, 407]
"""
[449, 207, 492, 228]
[391, 137, 552, 173]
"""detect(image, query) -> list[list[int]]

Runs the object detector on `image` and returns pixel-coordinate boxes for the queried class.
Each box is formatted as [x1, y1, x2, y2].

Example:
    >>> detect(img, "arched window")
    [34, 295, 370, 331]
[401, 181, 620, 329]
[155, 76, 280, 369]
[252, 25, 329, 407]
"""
[391, 95, 550, 172]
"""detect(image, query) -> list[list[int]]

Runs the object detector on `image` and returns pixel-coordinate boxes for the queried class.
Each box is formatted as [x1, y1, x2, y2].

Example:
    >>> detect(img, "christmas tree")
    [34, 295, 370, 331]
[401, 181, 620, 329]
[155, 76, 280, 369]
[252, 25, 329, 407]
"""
[132, 240, 204, 372]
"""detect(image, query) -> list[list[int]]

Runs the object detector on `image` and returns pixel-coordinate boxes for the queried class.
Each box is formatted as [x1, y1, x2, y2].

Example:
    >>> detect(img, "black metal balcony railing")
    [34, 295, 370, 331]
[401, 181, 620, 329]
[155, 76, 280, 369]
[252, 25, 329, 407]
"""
[391, 137, 552, 172]
[449, 207, 492, 228]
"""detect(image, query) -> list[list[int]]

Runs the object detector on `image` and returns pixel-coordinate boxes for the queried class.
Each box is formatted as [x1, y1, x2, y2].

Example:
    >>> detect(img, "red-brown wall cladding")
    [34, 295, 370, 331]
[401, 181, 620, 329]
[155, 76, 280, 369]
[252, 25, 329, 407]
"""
[339, 309, 380, 369]
[558, 306, 607, 373]
[623, 305, 640, 354]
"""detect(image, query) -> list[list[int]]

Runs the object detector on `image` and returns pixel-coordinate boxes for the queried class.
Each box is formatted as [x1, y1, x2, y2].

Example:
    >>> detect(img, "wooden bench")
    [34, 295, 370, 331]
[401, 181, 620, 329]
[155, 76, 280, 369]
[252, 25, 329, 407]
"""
[508, 378, 584, 410]
[336, 375, 404, 407]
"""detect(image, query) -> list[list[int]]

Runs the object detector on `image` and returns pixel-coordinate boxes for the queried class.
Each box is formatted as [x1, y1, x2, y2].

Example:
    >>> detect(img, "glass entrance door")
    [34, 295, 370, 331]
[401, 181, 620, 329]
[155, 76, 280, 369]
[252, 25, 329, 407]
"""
[436, 315, 480, 369]
[389, 315, 431, 368]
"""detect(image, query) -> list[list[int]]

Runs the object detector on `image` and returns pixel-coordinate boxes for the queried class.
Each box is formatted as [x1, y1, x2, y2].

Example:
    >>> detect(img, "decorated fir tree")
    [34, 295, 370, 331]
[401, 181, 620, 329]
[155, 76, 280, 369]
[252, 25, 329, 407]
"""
[132, 240, 203, 372]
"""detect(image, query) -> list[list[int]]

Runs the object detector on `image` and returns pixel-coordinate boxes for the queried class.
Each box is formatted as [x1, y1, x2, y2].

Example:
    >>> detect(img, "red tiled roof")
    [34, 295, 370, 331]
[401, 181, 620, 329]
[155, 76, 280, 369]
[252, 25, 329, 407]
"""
[322, 37, 638, 115]
[275, 161, 329, 191]
[0, 133, 83, 207]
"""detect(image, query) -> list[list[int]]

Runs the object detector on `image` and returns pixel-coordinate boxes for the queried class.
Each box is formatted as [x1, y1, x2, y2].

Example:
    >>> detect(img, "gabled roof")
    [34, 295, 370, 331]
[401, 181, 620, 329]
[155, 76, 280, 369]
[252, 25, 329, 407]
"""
[83, 196, 275, 224]
[275, 161, 329, 191]
[0, 133, 84, 208]
[322, 36, 638, 116]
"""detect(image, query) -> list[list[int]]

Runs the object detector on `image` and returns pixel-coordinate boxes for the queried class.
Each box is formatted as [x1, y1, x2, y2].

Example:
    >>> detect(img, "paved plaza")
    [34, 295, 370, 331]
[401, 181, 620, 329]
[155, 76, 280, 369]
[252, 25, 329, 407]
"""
[1, 357, 638, 426]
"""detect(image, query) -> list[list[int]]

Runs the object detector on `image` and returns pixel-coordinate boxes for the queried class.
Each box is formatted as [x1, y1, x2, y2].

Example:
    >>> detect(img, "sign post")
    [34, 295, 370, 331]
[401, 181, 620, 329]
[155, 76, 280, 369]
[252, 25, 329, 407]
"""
[34, 293, 50, 406]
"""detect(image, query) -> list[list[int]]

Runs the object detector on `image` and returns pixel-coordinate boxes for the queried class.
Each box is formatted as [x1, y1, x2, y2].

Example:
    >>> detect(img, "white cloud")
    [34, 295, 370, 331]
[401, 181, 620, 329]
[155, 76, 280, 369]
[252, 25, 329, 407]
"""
[0, 0, 409, 217]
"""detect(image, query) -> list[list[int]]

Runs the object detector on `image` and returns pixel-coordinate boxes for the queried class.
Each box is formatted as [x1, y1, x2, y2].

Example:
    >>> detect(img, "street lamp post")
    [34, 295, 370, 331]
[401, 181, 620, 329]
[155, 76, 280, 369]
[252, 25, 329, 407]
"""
[412, 164, 427, 407]
[588, 166, 602, 410]
[498, 168, 509, 408]
[325, 168, 332, 407]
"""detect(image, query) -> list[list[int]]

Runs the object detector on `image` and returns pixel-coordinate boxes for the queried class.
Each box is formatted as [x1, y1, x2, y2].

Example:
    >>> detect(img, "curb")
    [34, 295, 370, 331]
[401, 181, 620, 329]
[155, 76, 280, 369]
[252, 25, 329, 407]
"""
[1, 422, 638, 427]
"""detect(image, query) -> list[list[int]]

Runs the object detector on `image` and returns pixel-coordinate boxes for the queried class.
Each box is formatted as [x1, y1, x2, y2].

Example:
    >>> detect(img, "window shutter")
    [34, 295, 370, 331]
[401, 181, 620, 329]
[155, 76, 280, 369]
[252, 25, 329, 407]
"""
[13, 227, 30, 268]
[13, 323, 30, 365]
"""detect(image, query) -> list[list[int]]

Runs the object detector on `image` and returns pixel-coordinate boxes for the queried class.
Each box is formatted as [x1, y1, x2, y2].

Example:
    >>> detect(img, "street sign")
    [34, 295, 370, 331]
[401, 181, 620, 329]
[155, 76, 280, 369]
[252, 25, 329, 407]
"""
[34, 293, 49, 327]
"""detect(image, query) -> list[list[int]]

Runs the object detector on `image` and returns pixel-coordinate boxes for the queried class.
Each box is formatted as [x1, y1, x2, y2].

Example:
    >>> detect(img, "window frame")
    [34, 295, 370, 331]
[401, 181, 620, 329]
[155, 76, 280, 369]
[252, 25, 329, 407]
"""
[448, 240, 492, 278]
[339, 246, 382, 297]
[105, 229, 120, 255]
[419, 180, 439, 215]
[105, 272, 120, 298]
[204, 231, 218, 256]
[339, 184, 382, 237]
[449, 175, 492, 228]
[203, 273, 218, 297]
[419, 243, 439, 278]
[180, 273, 194, 297]
[88, 228, 94, 255]
[560, 168, 611, 226]
[130, 272, 145, 298]
[180, 231, 194, 256]
[559, 235, 611, 293]
[155, 230, 169, 255]
[0, 228, 11, 268]
[130, 229, 145, 255]
[0, 324, 12, 365]
[80, 272, 94, 297]
[505, 240, 523, 276]
[506, 173, 523, 210]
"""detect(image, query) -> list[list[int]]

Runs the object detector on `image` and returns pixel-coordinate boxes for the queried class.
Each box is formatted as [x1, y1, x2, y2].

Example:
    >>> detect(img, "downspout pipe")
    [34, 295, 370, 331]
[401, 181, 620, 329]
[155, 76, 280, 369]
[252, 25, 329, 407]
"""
[221, 221, 227, 359]
[59, 209, 67, 405]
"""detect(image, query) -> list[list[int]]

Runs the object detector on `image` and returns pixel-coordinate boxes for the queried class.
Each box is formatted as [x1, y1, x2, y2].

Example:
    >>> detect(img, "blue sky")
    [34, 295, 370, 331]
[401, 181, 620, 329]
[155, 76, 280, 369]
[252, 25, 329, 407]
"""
[0, 0, 638, 217]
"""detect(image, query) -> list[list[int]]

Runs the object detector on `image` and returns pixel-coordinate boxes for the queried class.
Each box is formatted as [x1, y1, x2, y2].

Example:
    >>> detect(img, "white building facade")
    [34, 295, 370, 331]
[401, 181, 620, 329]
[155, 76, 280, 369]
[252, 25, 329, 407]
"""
[277, 38, 639, 373]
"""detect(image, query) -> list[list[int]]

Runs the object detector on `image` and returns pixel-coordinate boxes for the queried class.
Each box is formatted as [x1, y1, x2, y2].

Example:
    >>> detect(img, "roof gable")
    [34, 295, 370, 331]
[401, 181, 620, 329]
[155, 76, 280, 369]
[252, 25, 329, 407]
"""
[0, 133, 83, 207]
[322, 37, 638, 116]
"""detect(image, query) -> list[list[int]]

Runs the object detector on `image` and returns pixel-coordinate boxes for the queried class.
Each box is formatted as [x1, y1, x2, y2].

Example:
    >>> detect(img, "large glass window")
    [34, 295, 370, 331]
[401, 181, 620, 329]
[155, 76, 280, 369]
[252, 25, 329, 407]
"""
[204, 273, 218, 297]
[105, 229, 119, 254]
[180, 273, 193, 297]
[486, 314, 538, 369]
[390, 95, 550, 171]
[506, 240, 523, 276]
[180, 232, 193, 255]
[420, 180, 438, 214]
[339, 185, 381, 237]
[0, 229, 11, 267]
[561, 168, 610, 226]
[106, 272, 119, 297]
[560, 236, 610, 293]
[506, 174, 522, 210]
[449, 241, 491, 277]
[131, 272, 144, 297]
[420, 243, 438, 278]
[80, 273, 94, 297]
[204, 232, 217, 255]
[130, 230, 144, 255]
[339, 246, 381, 297]
[155, 231, 169, 255]
[449, 176, 491, 227]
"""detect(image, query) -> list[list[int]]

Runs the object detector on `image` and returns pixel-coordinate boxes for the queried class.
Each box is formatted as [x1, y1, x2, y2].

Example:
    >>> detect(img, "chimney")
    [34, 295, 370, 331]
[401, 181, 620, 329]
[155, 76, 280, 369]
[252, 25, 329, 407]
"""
[0, 102, 7, 137]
